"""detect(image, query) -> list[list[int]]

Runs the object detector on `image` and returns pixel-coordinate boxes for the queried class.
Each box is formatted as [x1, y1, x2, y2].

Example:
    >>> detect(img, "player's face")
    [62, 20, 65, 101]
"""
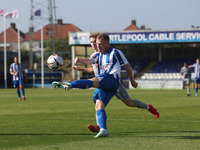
[14, 57, 18, 64]
[196, 59, 200, 64]
[96, 38, 109, 53]
[90, 37, 97, 52]
[184, 63, 187, 67]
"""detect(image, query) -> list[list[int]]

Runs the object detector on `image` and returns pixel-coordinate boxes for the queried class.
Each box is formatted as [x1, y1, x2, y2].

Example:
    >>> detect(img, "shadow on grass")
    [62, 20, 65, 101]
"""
[1, 131, 200, 140]
[0, 133, 92, 136]
[111, 130, 200, 140]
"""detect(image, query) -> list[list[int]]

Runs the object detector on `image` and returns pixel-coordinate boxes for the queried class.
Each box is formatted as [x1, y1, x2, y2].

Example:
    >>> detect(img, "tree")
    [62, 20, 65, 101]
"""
[45, 36, 70, 52]
[45, 37, 71, 67]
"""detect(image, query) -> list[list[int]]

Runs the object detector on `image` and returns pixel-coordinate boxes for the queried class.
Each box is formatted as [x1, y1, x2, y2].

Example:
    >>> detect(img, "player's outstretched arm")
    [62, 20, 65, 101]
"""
[72, 65, 94, 73]
[74, 57, 94, 65]
[188, 65, 193, 68]
[124, 63, 138, 88]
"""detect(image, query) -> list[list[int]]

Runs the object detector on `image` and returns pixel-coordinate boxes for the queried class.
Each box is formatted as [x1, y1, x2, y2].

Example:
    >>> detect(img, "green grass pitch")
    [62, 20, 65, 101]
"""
[0, 88, 199, 150]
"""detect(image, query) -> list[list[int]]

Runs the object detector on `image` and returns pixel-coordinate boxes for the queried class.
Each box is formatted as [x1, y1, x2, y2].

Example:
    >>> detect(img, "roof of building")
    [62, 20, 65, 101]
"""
[25, 20, 82, 41]
[0, 19, 82, 43]
[0, 23, 25, 43]
[123, 20, 139, 31]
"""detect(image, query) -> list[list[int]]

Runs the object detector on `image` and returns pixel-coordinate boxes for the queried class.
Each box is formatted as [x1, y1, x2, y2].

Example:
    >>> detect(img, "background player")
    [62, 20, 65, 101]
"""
[188, 58, 200, 96]
[180, 62, 191, 96]
[10, 57, 27, 101]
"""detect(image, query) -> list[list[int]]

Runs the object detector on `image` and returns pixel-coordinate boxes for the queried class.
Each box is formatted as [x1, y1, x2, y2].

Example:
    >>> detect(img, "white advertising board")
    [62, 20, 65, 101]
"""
[130, 80, 183, 89]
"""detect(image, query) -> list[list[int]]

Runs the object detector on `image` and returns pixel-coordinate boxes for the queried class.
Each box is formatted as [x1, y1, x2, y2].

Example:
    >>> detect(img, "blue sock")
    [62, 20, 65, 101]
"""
[96, 109, 107, 130]
[21, 88, 25, 97]
[195, 88, 198, 94]
[71, 80, 93, 89]
[16, 89, 21, 98]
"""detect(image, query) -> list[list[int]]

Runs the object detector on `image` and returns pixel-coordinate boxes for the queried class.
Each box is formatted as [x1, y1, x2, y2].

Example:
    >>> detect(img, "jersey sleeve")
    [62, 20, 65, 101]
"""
[91, 52, 100, 64]
[10, 63, 13, 72]
[115, 50, 129, 66]
[192, 64, 196, 67]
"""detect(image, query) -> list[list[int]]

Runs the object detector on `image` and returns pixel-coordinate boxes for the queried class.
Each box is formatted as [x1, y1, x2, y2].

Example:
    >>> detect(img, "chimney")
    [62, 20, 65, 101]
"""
[11, 23, 16, 29]
[140, 25, 145, 30]
[131, 20, 136, 26]
[57, 19, 63, 25]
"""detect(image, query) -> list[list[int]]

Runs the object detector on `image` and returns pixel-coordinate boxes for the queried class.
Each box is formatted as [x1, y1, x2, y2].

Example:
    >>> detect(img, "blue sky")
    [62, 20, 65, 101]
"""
[1, 0, 200, 33]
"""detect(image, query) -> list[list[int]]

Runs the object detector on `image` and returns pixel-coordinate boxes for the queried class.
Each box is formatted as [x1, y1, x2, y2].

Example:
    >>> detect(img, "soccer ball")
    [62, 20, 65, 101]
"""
[47, 54, 63, 70]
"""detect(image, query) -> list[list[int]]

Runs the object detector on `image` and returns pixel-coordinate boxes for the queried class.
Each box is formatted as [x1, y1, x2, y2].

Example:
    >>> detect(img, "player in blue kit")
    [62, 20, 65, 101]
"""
[188, 58, 200, 96]
[53, 33, 159, 138]
[10, 57, 27, 101]
[72, 32, 159, 133]
[53, 33, 121, 138]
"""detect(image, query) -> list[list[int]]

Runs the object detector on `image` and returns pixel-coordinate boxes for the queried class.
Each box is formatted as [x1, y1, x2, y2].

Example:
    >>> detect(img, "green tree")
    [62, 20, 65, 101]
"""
[45, 37, 71, 52]
[45, 37, 71, 67]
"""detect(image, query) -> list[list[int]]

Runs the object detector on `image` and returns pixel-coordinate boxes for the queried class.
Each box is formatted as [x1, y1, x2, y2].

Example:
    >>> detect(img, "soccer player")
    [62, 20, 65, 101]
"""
[52, 33, 159, 138]
[72, 32, 159, 133]
[180, 62, 192, 96]
[188, 58, 200, 96]
[10, 57, 27, 101]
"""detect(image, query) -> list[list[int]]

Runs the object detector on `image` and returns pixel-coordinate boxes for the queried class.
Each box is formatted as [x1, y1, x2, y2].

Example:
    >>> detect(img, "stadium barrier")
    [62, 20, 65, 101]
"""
[130, 80, 183, 89]
[140, 73, 195, 80]
[25, 72, 63, 88]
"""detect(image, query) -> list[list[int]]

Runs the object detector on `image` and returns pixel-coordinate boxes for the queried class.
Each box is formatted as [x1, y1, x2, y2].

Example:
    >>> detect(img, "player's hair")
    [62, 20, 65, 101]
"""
[184, 62, 188, 66]
[89, 32, 100, 39]
[97, 33, 110, 42]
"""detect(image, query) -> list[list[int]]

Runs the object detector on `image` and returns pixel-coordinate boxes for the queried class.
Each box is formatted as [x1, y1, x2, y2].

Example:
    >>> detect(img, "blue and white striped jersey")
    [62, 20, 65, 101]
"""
[191, 63, 200, 77]
[10, 63, 25, 81]
[91, 47, 128, 80]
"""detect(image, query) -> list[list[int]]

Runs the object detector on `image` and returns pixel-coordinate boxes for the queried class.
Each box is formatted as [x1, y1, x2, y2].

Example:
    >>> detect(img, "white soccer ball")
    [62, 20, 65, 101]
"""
[47, 54, 63, 70]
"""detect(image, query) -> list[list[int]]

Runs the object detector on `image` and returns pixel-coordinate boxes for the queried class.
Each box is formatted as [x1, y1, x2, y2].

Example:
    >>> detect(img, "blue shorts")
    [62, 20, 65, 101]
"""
[93, 74, 119, 106]
[13, 80, 24, 88]
[97, 74, 119, 90]
[194, 77, 200, 84]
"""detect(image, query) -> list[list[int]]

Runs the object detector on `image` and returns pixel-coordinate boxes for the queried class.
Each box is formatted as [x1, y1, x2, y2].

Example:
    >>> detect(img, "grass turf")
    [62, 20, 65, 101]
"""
[0, 88, 199, 150]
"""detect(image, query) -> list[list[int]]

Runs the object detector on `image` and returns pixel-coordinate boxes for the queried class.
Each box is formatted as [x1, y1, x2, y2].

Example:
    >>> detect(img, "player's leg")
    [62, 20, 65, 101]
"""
[14, 81, 21, 100]
[87, 89, 100, 133]
[122, 98, 147, 108]
[194, 77, 198, 96]
[52, 78, 99, 90]
[115, 82, 147, 108]
[115, 83, 159, 118]
[16, 87, 21, 100]
[195, 78, 200, 96]
[52, 74, 117, 91]
[123, 98, 159, 118]
[186, 79, 190, 96]
[94, 100, 109, 138]
[93, 76, 118, 138]
[19, 80, 26, 100]
[88, 75, 119, 133]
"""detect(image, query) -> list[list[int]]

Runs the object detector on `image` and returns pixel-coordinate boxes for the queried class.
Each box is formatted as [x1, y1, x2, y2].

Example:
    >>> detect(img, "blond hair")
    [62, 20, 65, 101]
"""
[96, 33, 110, 42]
